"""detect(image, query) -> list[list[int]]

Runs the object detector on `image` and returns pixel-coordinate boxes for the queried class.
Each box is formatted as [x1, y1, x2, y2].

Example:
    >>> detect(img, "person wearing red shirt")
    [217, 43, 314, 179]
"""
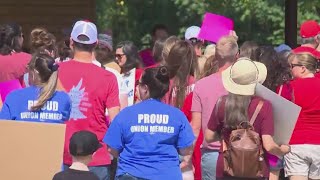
[282, 53, 320, 180]
[0, 23, 30, 100]
[139, 24, 169, 67]
[162, 40, 198, 108]
[181, 92, 203, 180]
[58, 20, 120, 180]
[292, 20, 320, 60]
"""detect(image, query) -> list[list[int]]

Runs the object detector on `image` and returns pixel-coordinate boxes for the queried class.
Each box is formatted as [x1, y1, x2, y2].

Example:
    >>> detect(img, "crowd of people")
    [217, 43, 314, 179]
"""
[0, 17, 320, 180]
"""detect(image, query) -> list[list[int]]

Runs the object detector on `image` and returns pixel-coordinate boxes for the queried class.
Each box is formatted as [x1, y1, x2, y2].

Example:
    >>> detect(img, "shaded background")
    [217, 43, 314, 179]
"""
[0, 0, 319, 50]
[97, 0, 320, 48]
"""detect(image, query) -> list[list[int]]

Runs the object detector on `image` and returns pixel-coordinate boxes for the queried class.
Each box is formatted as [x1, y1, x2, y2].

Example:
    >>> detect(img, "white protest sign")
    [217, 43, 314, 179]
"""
[255, 84, 301, 144]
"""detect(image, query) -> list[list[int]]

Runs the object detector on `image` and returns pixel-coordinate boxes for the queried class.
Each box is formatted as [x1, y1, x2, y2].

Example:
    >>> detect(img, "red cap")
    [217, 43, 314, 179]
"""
[300, 20, 320, 38]
[292, 46, 320, 60]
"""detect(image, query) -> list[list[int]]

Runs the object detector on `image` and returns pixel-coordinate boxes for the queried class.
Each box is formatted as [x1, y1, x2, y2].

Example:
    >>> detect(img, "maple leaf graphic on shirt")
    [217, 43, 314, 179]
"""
[68, 79, 87, 120]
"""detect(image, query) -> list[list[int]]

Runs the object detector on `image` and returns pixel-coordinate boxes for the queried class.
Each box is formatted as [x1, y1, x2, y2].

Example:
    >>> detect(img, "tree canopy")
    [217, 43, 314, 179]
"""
[97, 0, 320, 49]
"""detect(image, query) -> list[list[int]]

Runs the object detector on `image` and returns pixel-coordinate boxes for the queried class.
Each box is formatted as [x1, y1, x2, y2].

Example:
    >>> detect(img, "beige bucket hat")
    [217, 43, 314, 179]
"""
[222, 57, 267, 95]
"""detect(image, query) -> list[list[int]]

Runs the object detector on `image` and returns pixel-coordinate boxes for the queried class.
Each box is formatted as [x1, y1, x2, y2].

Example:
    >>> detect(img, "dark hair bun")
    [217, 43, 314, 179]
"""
[156, 66, 169, 83]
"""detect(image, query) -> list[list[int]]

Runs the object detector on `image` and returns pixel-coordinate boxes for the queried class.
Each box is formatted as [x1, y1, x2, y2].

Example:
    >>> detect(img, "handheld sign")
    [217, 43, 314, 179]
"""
[255, 84, 301, 144]
[0, 120, 66, 180]
[198, 13, 234, 43]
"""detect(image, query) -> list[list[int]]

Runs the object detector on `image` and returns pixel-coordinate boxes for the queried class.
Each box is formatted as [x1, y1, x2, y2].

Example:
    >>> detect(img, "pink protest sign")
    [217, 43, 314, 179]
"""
[198, 13, 234, 43]
[0, 79, 22, 101]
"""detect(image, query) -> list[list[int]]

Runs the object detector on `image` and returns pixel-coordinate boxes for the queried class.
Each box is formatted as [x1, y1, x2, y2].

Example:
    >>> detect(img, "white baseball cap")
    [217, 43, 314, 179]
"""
[71, 20, 98, 44]
[185, 26, 201, 40]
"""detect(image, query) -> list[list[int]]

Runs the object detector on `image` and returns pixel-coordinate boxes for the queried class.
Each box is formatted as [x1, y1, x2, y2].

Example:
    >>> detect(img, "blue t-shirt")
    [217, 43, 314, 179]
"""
[0, 86, 71, 123]
[104, 99, 194, 180]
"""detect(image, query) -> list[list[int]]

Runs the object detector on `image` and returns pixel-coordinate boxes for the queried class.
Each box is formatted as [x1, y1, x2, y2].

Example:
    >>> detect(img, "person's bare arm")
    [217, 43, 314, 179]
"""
[205, 128, 220, 143]
[262, 135, 290, 157]
[178, 144, 194, 156]
[119, 94, 128, 110]
[108, 107, 120, 122]
[107, 147, 119, 158]
[191, 112, 201, 142]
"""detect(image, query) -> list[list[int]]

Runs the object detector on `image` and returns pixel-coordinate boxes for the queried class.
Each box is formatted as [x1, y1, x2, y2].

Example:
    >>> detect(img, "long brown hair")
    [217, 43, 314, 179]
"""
[224, 94, 252, 129]
[162, 36, 180, 62]
[165, 40, 199, 108]
[29, 52, 59, 111]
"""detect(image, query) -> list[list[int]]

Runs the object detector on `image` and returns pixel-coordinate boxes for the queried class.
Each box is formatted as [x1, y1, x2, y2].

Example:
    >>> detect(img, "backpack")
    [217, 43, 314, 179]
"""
[217, 98, 266, 178]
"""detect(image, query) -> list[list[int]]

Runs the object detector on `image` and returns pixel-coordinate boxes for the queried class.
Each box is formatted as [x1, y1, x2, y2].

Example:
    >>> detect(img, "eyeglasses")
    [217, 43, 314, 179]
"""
[290, 63, 304, 69]
[115, 54, 125, 59]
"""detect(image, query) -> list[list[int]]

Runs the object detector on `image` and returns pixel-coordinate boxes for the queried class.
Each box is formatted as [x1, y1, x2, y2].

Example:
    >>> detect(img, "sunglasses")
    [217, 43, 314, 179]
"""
[189, 38, 204, 45]
[290, 63, 304, 69]
[115, 54, 125, 59]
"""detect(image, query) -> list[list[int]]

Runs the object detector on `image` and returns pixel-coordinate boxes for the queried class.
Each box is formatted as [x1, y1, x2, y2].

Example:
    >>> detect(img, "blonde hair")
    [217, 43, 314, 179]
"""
[198, 44, 218, 79]
[162, 36, 180, 61]
[203, 44, 216, 58]
[215, 35, 238, 66]
[289, 53, 317, 73]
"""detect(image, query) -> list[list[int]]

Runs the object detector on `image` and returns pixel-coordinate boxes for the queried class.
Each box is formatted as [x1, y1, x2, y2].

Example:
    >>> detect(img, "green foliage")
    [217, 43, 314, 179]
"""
[96, 0, 320, 49]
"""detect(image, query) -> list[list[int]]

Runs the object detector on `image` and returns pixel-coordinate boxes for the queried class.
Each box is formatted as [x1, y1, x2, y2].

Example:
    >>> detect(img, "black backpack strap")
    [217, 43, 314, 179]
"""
[249, 101, 264, 126]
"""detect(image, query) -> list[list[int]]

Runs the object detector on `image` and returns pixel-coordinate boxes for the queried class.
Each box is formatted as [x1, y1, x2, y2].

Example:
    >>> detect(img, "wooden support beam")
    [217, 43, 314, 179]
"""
[285, 0, 298, 48]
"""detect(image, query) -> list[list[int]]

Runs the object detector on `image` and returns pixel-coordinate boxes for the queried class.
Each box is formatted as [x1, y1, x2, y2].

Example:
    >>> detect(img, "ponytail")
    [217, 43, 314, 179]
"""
[30, 53, 59, 111]
[31, 71, 58, 111]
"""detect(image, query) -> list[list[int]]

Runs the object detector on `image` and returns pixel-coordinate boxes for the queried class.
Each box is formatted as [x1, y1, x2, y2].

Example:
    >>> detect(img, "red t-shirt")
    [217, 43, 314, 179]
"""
[207, 96, 274, 178]
[181, 92, 203, 180]
[276, 83, 293, 101]
[284, 77, 320, 145]
[58, 60, 120, 166]
[139, 48, 155, 67]
[292, 46, 320, 60]
[0, 52, 31, 82]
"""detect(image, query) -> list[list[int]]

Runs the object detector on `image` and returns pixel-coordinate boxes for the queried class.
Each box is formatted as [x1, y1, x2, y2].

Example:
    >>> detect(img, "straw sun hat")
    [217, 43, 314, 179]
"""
[222, 57, 267, 96]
